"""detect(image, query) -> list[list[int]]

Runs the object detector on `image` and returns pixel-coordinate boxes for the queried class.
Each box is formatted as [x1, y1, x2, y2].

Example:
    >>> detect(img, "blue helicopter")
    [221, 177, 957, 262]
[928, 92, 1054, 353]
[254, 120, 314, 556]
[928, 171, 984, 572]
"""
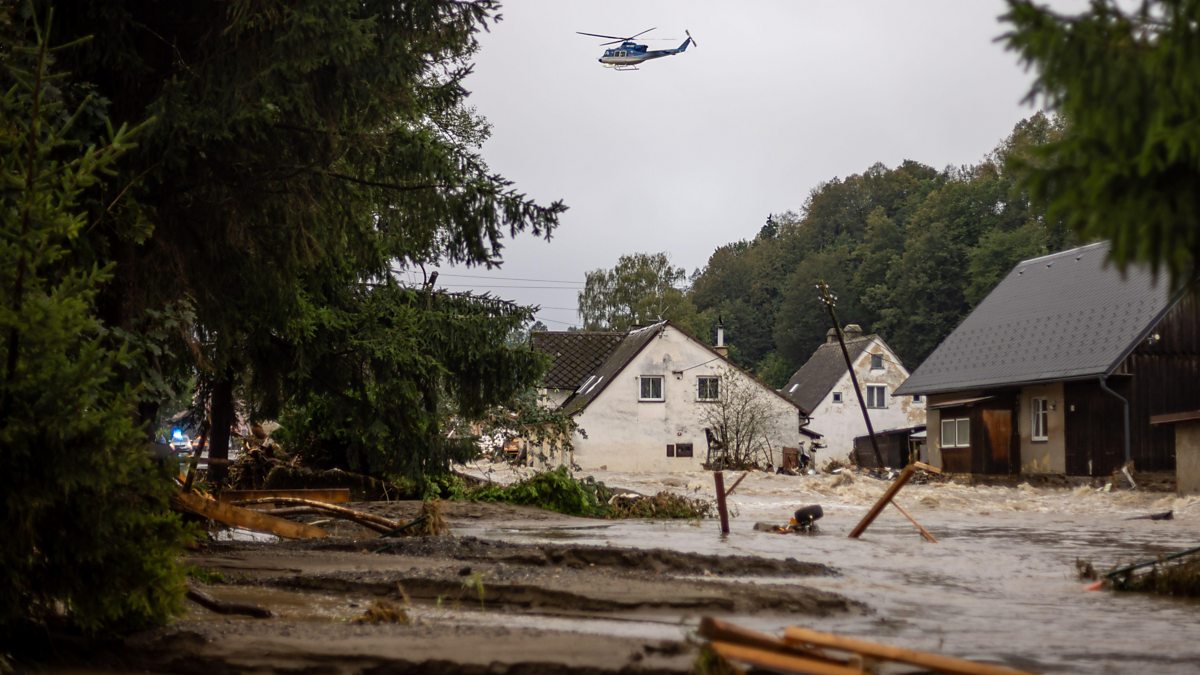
[576, 28, 696, 71]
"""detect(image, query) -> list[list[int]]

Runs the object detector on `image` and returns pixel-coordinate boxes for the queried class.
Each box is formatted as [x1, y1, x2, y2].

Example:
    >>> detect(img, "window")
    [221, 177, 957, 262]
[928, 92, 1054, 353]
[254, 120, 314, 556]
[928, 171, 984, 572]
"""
[832, 391, 843, 404]
[1031, 397, 1049, 441]
[675, 442, 694, 458]
[666, 444, 674, 457]
[913, 394, 923, 403]
[639, 375, 663, 401]
[697, 376, 720, 401]
[870, 354, 883, 370]
[866, 384, 887, 408]
[941, 417, 970, 448]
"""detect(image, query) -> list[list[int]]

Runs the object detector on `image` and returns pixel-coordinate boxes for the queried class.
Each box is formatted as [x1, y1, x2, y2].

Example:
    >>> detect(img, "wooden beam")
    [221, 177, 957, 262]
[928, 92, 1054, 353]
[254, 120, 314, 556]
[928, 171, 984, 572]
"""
[172, 491, 328, 540]
[699, 617, 844, 665]
[783, 627, 1030, 675]
[849, 461, 940, 539]
[709, 640, 864, 675]
[228, 497, 402, 534]
[890, 500, 937, 543]
[219, 488, 351, 504]
[724, 472, 748, 497]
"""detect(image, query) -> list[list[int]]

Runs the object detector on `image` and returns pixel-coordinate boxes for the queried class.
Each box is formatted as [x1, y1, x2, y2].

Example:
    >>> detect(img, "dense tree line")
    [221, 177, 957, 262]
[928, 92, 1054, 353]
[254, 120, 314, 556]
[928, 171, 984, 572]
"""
[582, 114, 1074, 386]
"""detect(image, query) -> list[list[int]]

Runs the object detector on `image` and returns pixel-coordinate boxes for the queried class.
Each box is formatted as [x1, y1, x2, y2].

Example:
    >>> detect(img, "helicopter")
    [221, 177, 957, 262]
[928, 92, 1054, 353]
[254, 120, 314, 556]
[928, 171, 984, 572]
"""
[576, 28, 696, 71]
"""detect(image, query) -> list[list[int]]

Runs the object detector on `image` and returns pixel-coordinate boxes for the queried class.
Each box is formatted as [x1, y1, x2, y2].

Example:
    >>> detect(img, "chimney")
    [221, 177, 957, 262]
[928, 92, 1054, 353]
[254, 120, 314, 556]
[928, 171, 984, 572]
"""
[843, 324, 863, 340]
[715, 317, 728, 358]
[826, 327, 839, 344]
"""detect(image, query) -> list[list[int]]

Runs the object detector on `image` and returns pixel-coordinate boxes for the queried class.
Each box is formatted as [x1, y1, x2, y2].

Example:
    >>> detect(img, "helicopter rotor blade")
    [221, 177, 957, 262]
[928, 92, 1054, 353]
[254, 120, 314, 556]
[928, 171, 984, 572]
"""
[576, 31, 630, 41]
[686, 30, 698, 47]
[577, 27, 655, 43]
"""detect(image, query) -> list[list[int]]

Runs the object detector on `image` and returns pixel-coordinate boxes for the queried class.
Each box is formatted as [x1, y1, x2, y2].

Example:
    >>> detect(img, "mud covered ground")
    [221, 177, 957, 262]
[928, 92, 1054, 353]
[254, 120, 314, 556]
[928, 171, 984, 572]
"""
[82, 502, 861, 674]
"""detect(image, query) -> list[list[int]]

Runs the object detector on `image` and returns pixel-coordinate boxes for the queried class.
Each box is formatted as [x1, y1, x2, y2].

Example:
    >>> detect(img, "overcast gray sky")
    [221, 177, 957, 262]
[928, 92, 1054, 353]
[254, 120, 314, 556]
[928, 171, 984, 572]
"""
[422, 1, 1076, 330]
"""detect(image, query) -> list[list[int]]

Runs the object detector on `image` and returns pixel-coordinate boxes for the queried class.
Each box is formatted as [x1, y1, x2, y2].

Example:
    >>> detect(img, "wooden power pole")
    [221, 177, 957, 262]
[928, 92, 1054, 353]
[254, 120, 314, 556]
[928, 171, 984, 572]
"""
[816, 281, 885, 469]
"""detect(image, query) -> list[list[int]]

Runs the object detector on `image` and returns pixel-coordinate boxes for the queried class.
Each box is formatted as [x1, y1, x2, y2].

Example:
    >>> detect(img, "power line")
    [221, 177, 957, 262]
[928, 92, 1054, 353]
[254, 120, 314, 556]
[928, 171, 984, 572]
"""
[435, 272, 584, 285]
[439, 284, 582, 290]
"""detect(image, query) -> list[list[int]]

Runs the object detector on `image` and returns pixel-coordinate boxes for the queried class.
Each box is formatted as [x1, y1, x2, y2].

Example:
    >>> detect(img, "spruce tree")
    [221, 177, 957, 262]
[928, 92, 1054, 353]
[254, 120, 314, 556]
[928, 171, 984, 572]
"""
[0, 9, 188, 638]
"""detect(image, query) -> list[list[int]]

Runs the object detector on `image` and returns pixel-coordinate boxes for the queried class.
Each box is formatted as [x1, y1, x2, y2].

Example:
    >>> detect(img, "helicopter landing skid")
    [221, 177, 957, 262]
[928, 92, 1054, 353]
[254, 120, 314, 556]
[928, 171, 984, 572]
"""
[613, 65, 640, 72]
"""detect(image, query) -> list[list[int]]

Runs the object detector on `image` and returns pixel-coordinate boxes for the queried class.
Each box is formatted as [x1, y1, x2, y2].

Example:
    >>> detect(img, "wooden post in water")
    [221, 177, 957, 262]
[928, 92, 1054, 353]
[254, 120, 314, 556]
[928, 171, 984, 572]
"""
[714, 471, 730, 534]
[849, 461, 941, 540]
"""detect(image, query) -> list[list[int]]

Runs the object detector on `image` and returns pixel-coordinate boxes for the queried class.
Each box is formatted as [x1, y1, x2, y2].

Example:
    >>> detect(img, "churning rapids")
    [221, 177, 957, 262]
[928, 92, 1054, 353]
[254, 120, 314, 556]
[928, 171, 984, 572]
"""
[458, 463, 1200, 673]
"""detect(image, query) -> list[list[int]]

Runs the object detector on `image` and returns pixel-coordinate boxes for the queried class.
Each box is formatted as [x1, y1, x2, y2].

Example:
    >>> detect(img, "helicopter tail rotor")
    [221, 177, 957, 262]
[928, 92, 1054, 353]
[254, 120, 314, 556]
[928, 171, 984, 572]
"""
[686, 30, 698, 48]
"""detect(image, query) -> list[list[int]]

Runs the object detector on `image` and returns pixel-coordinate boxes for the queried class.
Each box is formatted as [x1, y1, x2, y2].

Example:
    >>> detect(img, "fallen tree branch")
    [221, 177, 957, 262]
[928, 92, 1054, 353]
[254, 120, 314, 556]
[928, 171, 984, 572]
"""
[230, 497, 401, 534]
[187, 585, 272, 618]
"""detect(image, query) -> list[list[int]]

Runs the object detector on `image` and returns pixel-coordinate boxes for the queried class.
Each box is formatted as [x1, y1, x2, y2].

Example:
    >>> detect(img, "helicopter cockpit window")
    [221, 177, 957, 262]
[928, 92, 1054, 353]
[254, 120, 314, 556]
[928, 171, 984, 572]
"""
[617, 50, 626, 57]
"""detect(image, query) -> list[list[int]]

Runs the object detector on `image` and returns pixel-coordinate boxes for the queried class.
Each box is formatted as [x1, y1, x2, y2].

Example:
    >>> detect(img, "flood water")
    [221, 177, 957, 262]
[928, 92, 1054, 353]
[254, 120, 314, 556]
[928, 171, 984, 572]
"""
[458, 466, 1200, 673]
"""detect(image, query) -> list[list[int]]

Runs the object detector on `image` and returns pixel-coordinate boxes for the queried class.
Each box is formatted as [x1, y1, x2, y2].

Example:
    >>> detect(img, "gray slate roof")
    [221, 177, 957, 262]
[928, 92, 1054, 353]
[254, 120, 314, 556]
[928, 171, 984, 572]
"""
[782, 336, 874, 414]
[530, 331, 624, 390]
[894, 241, 1174, 396]
[559, 323, 666, 415]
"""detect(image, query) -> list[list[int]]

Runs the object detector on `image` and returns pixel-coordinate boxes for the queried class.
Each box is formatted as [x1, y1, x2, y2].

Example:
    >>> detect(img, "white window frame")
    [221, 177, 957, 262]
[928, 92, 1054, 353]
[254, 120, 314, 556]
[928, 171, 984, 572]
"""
[866, 384, 887, 409]
[870, 354, 884, 370]
[1031, 397, 1049, 442]
[832, 391, 843, 404]
[639, 375, 664, 402]
[697, 376, 720, 401]
[941, 417, 970, 448]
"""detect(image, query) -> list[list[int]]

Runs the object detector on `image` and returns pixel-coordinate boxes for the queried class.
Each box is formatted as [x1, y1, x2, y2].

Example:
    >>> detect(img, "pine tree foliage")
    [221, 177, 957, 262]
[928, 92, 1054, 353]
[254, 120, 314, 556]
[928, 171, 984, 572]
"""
[42, 0, 566, 481]
[0, 8, 188, 637]
[1003, 0, 1200, 288]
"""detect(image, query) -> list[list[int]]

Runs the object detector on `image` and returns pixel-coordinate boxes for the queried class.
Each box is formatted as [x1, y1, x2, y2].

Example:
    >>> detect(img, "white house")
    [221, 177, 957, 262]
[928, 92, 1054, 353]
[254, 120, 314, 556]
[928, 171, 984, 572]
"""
[531, 322, 809, 472]
[782, 325, 925, 462]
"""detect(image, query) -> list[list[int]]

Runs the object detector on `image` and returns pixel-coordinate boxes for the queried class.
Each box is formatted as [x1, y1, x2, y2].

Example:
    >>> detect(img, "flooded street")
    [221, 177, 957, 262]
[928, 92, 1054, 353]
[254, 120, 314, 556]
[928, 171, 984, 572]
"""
[459, 468, 1200, 673]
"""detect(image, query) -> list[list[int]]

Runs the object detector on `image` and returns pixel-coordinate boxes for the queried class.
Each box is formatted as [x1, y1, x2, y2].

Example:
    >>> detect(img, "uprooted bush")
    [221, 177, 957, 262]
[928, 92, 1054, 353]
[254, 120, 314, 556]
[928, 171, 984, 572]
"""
[469, 466, 712, 519]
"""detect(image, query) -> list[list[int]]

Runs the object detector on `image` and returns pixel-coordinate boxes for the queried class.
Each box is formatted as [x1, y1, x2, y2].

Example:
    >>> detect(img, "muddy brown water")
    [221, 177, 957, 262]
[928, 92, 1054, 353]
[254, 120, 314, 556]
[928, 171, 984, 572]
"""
[450, 466, 1200, 674]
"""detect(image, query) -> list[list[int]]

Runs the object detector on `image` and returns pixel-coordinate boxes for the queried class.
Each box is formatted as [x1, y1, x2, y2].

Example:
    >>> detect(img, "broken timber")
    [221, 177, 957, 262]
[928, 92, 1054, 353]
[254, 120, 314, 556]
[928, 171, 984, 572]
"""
[700, 617, 1031, 675]
[713, 471, 730, 535]
[187, 584, 272, 618]
[849, 461, 940, 541]
[784, 626, 1029, 675]
[172, 491, 328, 540]
[220, 488, 351, 504]
[228, 496, 403, 535]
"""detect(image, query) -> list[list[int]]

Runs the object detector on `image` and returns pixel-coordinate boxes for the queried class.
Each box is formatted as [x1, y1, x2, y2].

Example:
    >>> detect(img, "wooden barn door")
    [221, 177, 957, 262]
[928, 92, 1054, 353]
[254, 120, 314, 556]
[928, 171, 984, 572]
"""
[981, 408, 1015, 474]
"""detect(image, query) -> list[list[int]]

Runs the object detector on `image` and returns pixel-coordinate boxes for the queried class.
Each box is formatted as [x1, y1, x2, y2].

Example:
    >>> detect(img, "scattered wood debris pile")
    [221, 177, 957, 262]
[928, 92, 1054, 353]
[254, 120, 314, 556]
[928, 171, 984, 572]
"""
[1079, 543, 1200, 597]
[698, 617, 1030, 675]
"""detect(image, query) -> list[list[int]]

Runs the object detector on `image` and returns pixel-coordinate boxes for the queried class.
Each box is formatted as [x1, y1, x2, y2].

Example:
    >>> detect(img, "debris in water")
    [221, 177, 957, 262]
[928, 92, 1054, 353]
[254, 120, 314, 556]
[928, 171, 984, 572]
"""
[698, 616, 1030, 674]
[353, 599, 410, 624]
[1124, 510, 1173, 521]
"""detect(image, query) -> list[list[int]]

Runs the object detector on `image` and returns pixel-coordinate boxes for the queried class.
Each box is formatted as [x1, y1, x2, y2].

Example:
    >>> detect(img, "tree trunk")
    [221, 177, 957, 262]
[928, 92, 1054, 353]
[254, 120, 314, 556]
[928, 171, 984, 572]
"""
[208, 370, 235, 486]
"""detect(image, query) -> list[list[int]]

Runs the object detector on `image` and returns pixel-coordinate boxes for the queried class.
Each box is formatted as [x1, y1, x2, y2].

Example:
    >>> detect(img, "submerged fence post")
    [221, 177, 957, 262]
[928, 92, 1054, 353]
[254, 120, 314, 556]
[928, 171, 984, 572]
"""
[714, 471, 730, 535]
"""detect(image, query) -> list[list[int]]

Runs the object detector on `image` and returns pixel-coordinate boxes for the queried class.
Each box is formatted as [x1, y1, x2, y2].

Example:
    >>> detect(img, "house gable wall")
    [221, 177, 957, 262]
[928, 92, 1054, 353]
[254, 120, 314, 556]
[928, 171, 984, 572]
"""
[807, 339, 925, 460]
[572, 325, 800, 471]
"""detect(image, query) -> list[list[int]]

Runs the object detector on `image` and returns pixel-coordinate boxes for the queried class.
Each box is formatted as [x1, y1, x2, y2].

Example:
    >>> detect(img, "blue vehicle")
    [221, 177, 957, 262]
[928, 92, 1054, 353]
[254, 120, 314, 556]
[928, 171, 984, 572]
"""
[576, 28, 696, 71]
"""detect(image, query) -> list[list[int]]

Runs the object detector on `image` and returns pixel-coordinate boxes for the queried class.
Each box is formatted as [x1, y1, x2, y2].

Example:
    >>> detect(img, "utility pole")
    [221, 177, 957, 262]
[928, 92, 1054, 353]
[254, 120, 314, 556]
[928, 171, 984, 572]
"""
[816, 281, 885, 468]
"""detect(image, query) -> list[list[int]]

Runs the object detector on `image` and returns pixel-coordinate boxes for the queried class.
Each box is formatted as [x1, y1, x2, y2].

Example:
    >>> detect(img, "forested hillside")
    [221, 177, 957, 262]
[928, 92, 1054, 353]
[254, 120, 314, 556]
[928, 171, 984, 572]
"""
[687, 113, 1077, 386]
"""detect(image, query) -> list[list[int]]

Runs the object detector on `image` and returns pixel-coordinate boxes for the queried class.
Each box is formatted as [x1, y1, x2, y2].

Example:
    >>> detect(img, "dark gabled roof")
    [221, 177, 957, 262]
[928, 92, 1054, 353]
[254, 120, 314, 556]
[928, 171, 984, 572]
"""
[781, 336, 874, 414]
[530, 331, 624, 390]
[560, 322, 667, 415]
[894, 241, 1175, 396]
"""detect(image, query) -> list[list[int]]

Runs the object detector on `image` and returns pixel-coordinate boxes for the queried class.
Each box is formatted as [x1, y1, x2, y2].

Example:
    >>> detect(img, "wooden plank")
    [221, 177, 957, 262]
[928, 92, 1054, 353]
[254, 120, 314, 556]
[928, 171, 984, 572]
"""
[848, 463, 917, 539]
[709, 640, 864, 675]
[783, 627, 1030, 675]
[219, 488, 351, 504]
[172, 491, 328, 540]
[1149, 410, 1200, 425]
[699, 617, 845, 665]
[890, 500, 938, 543]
